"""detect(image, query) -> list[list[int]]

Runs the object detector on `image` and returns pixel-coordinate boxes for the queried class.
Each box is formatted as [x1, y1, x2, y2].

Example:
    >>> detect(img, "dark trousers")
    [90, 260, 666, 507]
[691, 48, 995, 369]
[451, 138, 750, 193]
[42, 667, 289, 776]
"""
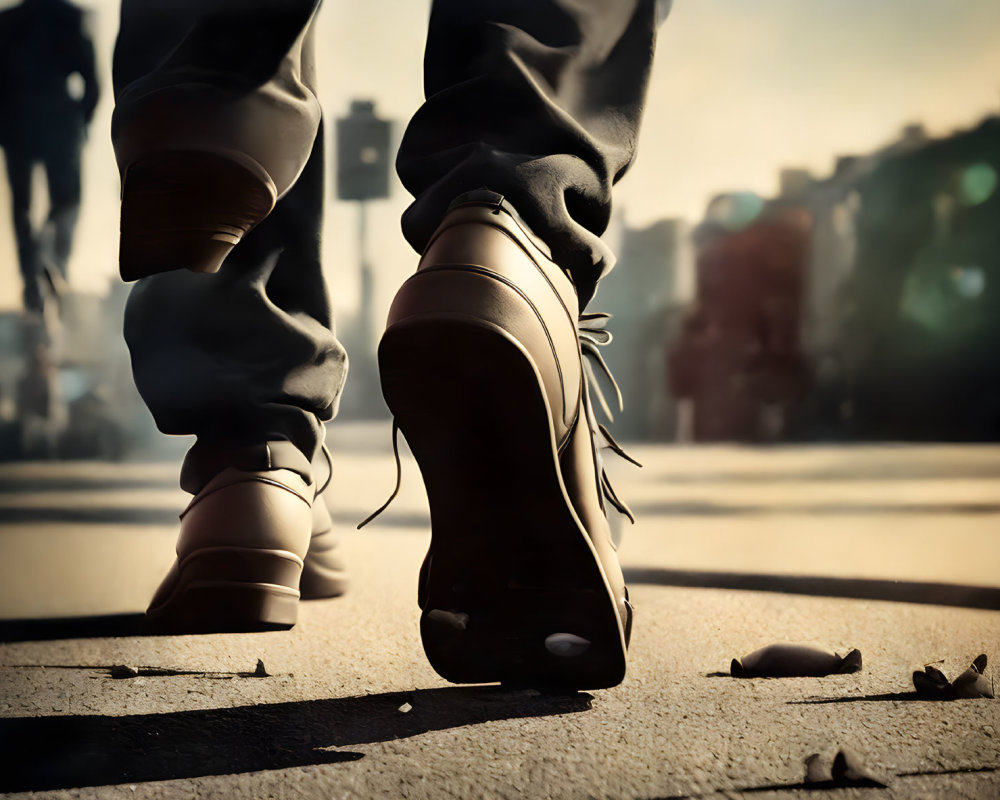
[114, 0, 658, 489]
[4, 140, 82, 312]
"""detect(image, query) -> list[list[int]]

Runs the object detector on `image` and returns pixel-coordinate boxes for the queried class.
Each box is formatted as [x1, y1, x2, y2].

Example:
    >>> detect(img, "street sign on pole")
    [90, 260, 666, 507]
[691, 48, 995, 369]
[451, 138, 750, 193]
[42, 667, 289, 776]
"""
[334, 100, 393, 419]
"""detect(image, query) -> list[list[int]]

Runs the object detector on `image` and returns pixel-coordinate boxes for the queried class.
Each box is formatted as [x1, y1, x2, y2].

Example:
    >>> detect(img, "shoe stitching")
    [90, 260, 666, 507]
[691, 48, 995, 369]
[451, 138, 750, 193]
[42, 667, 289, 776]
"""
[424, 211, 577, 333]
[417, 205, 584, 433]
[415, 263, 569, 432]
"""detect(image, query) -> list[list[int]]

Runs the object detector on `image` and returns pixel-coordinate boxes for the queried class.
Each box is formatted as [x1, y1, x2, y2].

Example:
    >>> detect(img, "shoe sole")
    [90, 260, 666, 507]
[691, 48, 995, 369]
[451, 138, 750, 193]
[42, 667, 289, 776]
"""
[379, 315, 627, 690]
[145, 546, 302, 634]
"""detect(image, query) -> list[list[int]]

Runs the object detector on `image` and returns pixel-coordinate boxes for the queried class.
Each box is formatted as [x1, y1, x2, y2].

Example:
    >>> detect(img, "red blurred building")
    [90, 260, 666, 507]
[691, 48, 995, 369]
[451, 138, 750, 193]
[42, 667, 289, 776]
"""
[669, 198, 811, 441]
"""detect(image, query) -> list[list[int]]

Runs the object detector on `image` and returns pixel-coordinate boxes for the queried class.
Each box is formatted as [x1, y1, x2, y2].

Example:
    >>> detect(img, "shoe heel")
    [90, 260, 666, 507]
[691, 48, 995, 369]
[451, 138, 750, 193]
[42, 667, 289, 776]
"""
[119, 150, 277, 281]
[146, 546, 303, 633]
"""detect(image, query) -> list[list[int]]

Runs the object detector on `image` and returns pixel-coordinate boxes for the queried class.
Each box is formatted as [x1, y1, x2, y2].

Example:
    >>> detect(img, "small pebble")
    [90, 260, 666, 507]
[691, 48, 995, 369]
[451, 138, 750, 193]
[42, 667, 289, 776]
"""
[804, 753, 828, 783]
[398, 702, 413, 713]
[109, 665, 140, 679]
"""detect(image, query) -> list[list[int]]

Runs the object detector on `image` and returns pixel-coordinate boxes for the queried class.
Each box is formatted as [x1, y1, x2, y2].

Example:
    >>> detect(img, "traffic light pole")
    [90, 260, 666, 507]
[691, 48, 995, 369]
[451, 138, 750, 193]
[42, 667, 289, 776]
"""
[335, 99, 392, 418]
[358, 199, 374, 359]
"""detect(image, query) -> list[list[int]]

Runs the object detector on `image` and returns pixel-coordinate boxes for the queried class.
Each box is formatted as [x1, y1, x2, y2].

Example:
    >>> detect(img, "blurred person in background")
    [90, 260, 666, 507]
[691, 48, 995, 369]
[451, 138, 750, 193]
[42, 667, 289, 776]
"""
[0, 0, 99, 316]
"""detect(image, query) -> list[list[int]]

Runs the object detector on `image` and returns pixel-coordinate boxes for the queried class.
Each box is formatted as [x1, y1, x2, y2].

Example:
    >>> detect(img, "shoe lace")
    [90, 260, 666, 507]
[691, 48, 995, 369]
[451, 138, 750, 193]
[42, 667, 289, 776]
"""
[358, 313, 641, 529]
[578, 312, 622, 422]
[578, 312, 642, 524]
[357, 420, 401, 529]
[317, 442, 335, 496]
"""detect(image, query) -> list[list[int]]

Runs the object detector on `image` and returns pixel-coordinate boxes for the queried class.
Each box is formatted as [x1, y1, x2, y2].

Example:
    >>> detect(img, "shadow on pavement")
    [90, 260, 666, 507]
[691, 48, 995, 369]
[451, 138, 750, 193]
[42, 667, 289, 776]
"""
[0, 686, 592, 793]
[654, 464, 1000, 484]
[0, 477, 177, 494]
[0, 507, 181, 525]
[789, 692, 921, 704]
[0, 614, 150, 643]
[652, 767, 997, 798]
[328, 509, 429, 529]
[0, 506, 427, 528]
[5, 568, 996, 644]
[633, 501, 1000, 517]
[624, 568, 1000, 610]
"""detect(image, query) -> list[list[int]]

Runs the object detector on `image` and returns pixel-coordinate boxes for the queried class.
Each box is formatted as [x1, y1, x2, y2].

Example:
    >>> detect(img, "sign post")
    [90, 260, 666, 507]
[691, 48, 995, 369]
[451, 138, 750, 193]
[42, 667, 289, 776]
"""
[335, 100, 392, 417]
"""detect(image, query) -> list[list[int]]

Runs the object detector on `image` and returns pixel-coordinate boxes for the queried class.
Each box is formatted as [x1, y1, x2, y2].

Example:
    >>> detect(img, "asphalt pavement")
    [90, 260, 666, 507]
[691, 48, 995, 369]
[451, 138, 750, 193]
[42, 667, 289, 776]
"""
[1, 425, 998, 799]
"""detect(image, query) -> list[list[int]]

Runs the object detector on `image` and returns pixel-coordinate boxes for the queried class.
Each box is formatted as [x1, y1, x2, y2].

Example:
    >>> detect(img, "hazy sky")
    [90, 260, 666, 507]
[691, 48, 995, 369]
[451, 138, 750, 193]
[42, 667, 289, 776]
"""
[1, 0, 999, 315]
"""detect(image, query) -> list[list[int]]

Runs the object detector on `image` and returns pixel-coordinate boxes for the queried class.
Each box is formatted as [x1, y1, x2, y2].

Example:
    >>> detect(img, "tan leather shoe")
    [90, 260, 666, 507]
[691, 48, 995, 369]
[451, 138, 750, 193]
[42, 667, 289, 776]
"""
[146, 463, 347, 633]
[301, 495, 349, 601]
[378, 191, 634, 689]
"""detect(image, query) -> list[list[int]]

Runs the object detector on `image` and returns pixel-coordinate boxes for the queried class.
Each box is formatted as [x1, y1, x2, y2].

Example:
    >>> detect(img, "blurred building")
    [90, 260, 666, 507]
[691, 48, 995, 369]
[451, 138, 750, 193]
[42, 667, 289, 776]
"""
[840, 116, 1000, 440]
[673, 117, 999, 443]
[597, 218, 692, 440]
[796, 124, 931, 439]
[669, 194, 811, 442]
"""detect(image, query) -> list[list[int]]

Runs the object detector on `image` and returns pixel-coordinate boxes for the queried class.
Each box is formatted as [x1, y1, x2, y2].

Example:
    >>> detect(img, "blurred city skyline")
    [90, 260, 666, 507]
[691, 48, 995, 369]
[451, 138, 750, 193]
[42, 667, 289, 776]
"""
[1, 0, 999, 315]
